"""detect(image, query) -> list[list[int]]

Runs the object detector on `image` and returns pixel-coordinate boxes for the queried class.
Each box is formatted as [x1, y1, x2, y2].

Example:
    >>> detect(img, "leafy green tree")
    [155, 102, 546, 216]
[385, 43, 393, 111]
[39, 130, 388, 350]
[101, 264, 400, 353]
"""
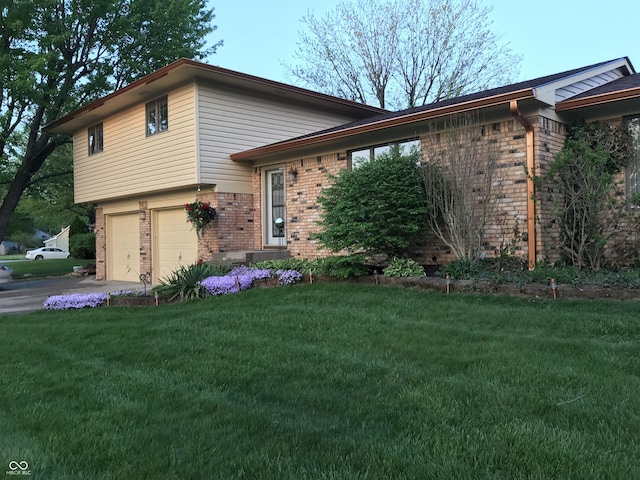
[14, 143, 94, 235]
[314, 145, 426, 258]
[0, 0, 222, 243]
[543, 121, 631, 270]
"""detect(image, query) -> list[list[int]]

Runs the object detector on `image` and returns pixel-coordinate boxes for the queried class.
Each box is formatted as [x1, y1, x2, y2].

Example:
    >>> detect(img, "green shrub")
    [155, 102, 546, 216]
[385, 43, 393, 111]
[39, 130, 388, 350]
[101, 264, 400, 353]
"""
[383, 257, 426, 277]
[69, 233, 96, 259]
[252, 257, 313, 273]
[436, 258, 479, 280]
[152, 262, 228, 301]
[204, 261, 233, 276]
[313, 255, 369, 278]
[314, 145, 426, 257]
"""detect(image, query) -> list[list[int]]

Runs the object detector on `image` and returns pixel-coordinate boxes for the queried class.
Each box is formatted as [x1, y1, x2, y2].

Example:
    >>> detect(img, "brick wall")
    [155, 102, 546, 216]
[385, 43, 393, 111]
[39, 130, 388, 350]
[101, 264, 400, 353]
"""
[532, 117, 567, 263]
[197, 192, 255, 260]
[94, 206, 106, 280]
[247, 115, 573, 268]
[138, 201, 151, 279]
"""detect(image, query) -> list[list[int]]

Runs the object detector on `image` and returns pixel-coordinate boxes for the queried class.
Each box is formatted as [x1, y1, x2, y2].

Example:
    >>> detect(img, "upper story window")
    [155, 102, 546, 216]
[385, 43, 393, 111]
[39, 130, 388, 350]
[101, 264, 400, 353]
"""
[146, 96, 168, 136]
[88, 123, 103, 155]
[626, 115, 640, 206]
[349, 138, 420, 169]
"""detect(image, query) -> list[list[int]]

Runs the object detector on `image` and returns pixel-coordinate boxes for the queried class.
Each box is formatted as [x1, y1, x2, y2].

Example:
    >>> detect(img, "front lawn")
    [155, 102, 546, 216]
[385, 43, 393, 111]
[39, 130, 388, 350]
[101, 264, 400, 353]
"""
[8, 258, 95, 279]
[1, 284, 638, 479]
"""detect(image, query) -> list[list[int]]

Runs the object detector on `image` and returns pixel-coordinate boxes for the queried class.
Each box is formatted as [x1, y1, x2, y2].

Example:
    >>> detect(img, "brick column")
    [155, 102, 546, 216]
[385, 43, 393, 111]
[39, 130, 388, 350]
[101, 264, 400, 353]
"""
[139, 201, 152, 280]
[94, 207, 106, 280]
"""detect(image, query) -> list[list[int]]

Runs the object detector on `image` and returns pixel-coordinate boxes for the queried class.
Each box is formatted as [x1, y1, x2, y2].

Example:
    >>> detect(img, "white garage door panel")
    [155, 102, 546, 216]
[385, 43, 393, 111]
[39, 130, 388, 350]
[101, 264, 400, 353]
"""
[155, 208, 198, 283]
[108, 214, 140, 282]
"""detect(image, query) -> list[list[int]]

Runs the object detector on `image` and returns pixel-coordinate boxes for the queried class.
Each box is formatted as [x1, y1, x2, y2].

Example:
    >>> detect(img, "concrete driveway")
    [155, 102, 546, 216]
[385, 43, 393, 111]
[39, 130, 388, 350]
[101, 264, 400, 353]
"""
[0, 276, 147, 315]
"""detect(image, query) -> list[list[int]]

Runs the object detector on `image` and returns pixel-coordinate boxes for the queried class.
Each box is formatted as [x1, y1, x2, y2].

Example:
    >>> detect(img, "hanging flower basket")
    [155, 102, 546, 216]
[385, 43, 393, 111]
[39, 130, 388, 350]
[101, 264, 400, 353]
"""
[184, 200, 216, 237]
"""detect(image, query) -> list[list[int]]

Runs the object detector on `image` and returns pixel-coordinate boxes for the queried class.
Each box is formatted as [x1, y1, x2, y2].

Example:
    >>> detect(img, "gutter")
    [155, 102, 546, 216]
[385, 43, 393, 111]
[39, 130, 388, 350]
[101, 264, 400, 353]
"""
[509, 100, 536, 270]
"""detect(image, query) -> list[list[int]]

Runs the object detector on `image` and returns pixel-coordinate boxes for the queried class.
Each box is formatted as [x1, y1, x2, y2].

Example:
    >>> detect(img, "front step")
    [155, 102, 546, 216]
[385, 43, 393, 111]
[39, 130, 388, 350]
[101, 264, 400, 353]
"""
[209, 249, 290, 265]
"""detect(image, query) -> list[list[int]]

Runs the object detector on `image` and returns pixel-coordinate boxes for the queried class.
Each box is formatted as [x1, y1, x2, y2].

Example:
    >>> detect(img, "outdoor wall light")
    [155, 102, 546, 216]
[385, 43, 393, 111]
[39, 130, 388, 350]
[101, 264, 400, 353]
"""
[288, 166, 298, 182]
[139, 210, 147, 221]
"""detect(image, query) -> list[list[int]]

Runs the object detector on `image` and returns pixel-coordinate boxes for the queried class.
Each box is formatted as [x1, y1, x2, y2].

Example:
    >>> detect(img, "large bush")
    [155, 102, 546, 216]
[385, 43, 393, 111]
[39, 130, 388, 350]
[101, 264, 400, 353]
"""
[543, 121, 631, 270]
[314, 145, 426, 257]
[69, 233, 96, 259]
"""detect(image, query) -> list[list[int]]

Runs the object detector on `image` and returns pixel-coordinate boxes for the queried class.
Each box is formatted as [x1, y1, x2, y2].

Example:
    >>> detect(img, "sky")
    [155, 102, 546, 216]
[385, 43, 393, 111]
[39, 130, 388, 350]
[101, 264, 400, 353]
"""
[205, 0, 640, 94]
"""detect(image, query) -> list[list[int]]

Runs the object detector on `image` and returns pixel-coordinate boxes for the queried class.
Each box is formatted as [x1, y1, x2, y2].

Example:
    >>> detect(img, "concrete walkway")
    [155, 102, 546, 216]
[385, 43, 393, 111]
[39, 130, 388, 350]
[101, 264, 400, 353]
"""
[0, 276, 147, 315]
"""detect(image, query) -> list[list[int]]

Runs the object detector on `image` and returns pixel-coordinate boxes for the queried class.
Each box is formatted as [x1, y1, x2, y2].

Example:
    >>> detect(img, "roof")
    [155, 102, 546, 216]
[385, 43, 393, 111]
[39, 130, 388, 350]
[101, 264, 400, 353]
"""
[45, 58, 387, 134]
[556, 73, 640, 111]
[232, 58, 635, 161]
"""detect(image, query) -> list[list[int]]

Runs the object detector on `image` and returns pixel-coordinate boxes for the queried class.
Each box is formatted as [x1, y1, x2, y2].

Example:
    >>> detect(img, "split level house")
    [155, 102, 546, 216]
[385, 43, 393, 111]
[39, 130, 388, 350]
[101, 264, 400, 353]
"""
[45, 57, 640, 283]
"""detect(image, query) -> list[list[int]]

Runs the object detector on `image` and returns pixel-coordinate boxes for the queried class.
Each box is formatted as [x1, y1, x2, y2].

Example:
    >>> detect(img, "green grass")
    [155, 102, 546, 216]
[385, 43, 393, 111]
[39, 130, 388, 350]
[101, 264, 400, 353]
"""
[0, 254, 24, 260]
[7, 258, 95, 278]
[1, 284, 639, 479]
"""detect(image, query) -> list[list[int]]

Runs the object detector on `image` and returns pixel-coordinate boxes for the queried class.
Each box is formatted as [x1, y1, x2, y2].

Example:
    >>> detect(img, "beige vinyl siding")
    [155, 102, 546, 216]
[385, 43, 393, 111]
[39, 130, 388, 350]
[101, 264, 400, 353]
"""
[197, 83, 359, 193]
[75, 82, 198, 203]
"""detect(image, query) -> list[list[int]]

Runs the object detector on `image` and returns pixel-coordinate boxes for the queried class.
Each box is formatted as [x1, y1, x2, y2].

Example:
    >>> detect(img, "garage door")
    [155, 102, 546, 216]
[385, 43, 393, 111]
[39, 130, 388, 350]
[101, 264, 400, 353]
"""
[107, 214, 140, 282]
[154, 208, 198, 283]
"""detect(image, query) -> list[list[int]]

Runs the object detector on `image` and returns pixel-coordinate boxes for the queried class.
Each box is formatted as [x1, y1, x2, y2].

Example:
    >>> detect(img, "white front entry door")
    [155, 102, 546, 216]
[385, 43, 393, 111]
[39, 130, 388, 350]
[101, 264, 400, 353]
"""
[265, 167, 286, 246]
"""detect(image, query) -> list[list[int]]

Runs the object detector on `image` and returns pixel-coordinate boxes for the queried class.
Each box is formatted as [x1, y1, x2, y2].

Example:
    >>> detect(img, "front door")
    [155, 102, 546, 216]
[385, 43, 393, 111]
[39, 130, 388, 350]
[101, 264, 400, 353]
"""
[265, 167, 286, 246]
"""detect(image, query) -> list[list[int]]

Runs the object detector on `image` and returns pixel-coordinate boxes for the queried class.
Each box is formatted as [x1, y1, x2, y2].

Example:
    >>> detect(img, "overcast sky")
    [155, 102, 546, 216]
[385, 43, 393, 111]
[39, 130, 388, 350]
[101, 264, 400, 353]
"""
[207, 0, 639, 89]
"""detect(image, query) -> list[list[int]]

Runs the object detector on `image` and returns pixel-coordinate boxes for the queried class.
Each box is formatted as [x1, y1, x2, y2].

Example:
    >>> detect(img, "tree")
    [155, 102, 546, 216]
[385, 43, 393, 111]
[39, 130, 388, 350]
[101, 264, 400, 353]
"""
[542, 121, 631, 270]
[286, 0, 520, 109]
[421, 114, 502, 262]
[0, 0, 222, 243]
[314, 145, 426, 258]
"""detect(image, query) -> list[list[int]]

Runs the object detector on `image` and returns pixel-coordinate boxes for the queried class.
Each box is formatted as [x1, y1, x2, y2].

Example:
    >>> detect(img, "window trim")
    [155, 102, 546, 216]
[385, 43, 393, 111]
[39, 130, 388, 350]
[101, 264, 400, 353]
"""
[87, 123, 103, 155]
[145, 95, 169, 136]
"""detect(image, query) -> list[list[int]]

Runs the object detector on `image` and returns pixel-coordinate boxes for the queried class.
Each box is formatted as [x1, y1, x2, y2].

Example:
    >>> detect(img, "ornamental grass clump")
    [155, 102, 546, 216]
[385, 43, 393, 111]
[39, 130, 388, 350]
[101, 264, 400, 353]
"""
[43, 293, 107, 310]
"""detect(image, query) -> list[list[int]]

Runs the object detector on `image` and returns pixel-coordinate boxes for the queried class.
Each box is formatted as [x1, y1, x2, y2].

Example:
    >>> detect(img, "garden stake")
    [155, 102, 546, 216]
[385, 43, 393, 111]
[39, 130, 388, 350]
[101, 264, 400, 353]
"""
[550, 278, 557, 300]
[106, 292, 110, 307]
[309, 269, 313, 284]
[445, 275, 451, 294]
[154, 291, 159, 306]
[374, 272, 379, 285]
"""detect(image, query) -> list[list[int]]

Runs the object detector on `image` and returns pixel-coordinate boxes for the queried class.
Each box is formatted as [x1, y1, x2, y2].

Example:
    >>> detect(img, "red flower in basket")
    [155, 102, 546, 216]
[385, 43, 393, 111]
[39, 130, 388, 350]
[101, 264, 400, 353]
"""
[184, 200, 216, 237]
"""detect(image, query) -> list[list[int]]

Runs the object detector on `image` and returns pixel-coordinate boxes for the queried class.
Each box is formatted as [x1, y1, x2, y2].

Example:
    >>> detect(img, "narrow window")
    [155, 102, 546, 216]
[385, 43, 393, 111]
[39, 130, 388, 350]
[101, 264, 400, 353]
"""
[88, 123, 103, 155]
[627, 116, 640, 206]
[146, 96, 168, 136]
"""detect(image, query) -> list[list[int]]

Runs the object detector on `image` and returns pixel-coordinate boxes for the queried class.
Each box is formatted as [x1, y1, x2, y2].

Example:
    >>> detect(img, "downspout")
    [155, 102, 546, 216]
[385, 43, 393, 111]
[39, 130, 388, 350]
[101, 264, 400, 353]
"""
[509, 100, 536, 270]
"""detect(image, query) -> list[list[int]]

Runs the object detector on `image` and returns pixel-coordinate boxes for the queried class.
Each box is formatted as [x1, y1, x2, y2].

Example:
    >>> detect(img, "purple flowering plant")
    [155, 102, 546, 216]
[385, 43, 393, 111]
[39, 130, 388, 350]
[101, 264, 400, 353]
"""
[199, 266, 273, 296]
[42, 266, 303, 310]
[276, 269, 303, 285]
[43, 293, 107, 310]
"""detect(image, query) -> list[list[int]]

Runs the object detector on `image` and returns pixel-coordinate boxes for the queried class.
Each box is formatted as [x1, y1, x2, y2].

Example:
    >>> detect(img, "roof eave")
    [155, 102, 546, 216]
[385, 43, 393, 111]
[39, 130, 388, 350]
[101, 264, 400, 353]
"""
[231, 88, 536, 161]
[44, 58, 386, 134]
[556, 87, 640, 111]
